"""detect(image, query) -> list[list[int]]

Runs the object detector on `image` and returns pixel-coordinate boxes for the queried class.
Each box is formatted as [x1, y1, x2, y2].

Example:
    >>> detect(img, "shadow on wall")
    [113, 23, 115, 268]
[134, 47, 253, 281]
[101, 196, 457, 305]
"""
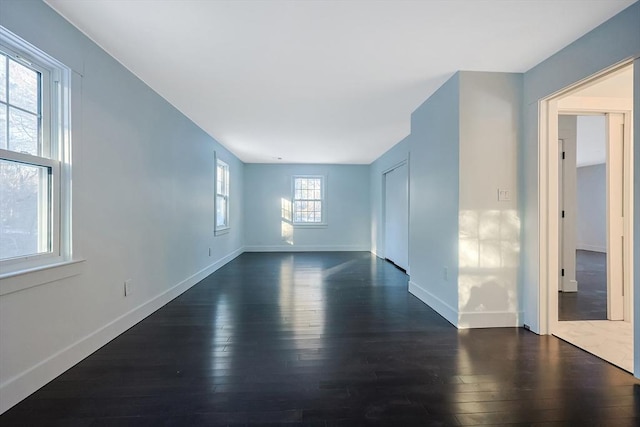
[458, 209, 520, 327]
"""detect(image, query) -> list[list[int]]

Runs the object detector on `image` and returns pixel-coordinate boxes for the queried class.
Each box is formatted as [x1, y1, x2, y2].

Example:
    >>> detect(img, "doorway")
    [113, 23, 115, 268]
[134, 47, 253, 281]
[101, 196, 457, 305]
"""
[384, 162, 409, 272]
[539, 62, 634, 372]
[559, 114, 610, 321]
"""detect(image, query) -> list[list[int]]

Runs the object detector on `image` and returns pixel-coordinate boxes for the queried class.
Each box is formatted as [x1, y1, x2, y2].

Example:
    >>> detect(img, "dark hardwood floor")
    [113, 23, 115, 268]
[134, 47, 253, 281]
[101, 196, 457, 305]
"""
[559, 250, 607, 321]
[2, 252, 638, 426]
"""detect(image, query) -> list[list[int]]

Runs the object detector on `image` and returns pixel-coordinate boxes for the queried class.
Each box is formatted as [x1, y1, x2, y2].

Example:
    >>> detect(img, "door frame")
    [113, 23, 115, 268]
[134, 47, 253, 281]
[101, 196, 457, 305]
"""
[382, 158, 410, 274]
[538, 61, 634, 335]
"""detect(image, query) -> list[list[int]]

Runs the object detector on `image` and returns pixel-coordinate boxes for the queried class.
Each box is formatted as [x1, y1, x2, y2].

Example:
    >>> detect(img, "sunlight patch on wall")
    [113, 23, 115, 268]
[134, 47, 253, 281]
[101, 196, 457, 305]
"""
[281, 197, 294, 245]
[458, 209, 520, 316]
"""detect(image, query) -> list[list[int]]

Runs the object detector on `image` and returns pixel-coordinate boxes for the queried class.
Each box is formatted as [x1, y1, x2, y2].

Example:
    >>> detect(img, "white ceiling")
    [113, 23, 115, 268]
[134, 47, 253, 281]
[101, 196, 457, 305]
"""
[44, 0, 635, 164]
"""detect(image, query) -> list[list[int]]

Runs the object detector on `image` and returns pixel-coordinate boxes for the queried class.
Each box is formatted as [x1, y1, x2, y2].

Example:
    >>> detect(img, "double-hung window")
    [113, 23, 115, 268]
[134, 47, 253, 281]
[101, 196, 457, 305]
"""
[215, 159, 229, 233]
[293, 176, 325, 225]
[0, 28, 70, 273]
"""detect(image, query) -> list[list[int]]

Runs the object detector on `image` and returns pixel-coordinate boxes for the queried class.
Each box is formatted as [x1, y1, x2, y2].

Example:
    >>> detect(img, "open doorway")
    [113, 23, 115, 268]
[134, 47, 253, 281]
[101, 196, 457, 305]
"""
[559, 114, 608, 321]
[540, 62, 634, 372]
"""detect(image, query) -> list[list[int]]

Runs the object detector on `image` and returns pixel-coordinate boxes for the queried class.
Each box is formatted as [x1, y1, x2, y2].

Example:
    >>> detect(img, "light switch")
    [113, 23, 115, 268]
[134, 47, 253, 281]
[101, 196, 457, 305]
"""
[498, 189, 511, 201]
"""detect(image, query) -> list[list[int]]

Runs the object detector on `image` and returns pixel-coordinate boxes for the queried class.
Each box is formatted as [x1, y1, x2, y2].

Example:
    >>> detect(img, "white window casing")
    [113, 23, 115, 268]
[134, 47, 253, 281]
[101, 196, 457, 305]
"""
[292, 175, 327, 227]
[0, 26, 72, 276]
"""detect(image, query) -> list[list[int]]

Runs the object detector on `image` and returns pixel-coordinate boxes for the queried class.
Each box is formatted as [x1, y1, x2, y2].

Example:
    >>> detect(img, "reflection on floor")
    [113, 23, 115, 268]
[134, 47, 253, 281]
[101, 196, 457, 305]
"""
[559, 250, 607, 321]
[3, 252, 639, 425]
[554, 320, 633, 372]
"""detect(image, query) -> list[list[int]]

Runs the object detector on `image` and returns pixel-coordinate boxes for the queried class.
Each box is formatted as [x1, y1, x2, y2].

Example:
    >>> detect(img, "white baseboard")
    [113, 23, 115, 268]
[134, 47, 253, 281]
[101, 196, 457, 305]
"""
[0, 247, 244, 415]
[561, 279, 578, 293]
[457, 310, 523, 329]
[577, 244, 606, 253]
[408, 281, 522, 329]
[408, 281, 458, 327]
[244, 245, 370, 252]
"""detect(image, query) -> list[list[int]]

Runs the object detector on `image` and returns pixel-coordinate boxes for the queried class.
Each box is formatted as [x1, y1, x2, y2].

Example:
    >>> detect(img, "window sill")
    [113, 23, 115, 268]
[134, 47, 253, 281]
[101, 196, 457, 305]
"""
[0, 259, 86, 296]
[293, 223, 328, 229]
[215, 227, 231, 236]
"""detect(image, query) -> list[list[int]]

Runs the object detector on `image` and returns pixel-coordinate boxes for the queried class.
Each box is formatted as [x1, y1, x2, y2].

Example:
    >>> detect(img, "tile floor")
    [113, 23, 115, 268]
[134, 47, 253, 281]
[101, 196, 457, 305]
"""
[554, 320, 633, 372]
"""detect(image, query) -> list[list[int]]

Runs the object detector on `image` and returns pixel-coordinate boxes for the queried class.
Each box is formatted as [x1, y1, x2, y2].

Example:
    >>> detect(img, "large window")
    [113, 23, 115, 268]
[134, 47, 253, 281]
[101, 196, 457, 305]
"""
[293, 176, 325, 225]
[0, 28, 70, 273]
[215, 158, 229, 233]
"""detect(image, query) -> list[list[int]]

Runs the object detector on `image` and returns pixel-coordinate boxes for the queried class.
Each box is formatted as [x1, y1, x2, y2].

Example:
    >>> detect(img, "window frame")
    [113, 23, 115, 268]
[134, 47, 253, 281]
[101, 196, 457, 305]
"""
[292, 175, 327, 227]
[0, 27, 71, 275]
[215, 157, 230, 234]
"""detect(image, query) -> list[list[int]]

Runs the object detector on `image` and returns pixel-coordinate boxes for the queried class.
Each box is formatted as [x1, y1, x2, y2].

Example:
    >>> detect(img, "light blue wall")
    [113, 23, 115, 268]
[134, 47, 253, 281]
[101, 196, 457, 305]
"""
[369, 137, 410, 258]
[0, 0, 244, 412]
[407, 73, 460, 326]
[244, 164, 370, 251]
[521, 2, 640, 335]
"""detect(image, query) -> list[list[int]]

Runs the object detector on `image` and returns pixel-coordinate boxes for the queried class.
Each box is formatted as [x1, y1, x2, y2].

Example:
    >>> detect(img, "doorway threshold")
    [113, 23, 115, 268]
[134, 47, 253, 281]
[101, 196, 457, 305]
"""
[553, 320, 633, 373]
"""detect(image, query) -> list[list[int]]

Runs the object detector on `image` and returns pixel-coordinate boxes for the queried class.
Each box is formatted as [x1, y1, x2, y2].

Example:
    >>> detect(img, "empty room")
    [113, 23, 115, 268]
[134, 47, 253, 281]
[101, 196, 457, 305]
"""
[1, 0, 639, 425]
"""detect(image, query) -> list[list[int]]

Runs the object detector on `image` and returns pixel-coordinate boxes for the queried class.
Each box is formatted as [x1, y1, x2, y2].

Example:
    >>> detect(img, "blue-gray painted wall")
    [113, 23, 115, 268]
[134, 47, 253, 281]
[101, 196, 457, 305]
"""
[244, 164, 370, 251]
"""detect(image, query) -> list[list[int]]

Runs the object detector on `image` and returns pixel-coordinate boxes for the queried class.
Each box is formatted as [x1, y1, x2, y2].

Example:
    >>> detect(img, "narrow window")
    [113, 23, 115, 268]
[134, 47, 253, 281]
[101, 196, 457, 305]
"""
[293, 176, 325, 225]
[215, 159, 229, 232]
[0, 28, 70, 272]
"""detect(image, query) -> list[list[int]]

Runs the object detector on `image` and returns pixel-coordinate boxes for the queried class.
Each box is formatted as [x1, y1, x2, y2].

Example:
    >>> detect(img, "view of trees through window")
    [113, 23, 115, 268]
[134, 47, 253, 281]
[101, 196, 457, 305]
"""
[0, 50, 49, 261]
[293, 177, 323, 223]
[216, 160, 229, 230]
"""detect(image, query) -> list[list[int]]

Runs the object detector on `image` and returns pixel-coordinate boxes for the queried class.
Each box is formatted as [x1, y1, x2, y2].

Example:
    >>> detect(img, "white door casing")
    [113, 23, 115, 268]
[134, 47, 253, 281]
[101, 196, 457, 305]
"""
[384, 163, 409, 271]
[607, 113, 625, 320]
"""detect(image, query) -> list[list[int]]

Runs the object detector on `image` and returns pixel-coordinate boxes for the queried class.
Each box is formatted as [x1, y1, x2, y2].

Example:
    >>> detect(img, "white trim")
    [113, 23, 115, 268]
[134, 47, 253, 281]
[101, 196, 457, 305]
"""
[214, 227, 230, 236]
[215, 156, 230, 232]
[381, 157, 410, 274]
[0, 247, 244, 414]
[292, 175, 327, 226]
[558, 97, 633, 112]
[381, 159, 407, 175]
[0, 28, 72, 275]
[457, 310, 523, 329]
[577, 244, 607, 253]
[538, 60, 635, 336]
[0, 258, 84, 295]
[561, 279, 578, 293]
[408, 280, 458, 327]
[244, 245, 369, 252]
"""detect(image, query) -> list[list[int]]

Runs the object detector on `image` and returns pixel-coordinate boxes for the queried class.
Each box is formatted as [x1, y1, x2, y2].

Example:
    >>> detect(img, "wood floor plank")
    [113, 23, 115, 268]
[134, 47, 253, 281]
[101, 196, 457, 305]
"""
[1, 252, 638, 425]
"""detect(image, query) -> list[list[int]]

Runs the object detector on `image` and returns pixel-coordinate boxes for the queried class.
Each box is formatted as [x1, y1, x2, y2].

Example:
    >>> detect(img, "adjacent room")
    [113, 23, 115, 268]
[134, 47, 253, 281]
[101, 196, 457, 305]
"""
[0, 0, 639, 425]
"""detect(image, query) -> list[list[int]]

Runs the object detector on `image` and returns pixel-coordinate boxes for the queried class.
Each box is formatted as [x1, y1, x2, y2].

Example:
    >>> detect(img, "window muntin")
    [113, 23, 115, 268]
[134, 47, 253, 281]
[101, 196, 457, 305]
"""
[293, 176, 325, 224]
[215, 159, 229, 231]
[0, 28, 69, 273]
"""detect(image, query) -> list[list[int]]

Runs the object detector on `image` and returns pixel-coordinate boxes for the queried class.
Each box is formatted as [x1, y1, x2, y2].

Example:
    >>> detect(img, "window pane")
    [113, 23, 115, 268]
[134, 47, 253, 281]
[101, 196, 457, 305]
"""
[293, 178, 323, 223]
[9, 59, 39, 113]
[9, 107, 39, 155]
[216, 166, 223, 194]
[0, 56, 6, 103]
[0, 159, 50, 260]
[216, 196, 227, 227]
[0, 106, 6, 150]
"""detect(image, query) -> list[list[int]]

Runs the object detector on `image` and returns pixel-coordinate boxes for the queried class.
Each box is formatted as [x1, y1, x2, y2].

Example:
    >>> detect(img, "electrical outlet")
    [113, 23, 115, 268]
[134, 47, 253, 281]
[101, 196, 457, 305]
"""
[124, 279, 132, 297]
[208, 247, 212, 257]
[443, 267, 448, 281]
